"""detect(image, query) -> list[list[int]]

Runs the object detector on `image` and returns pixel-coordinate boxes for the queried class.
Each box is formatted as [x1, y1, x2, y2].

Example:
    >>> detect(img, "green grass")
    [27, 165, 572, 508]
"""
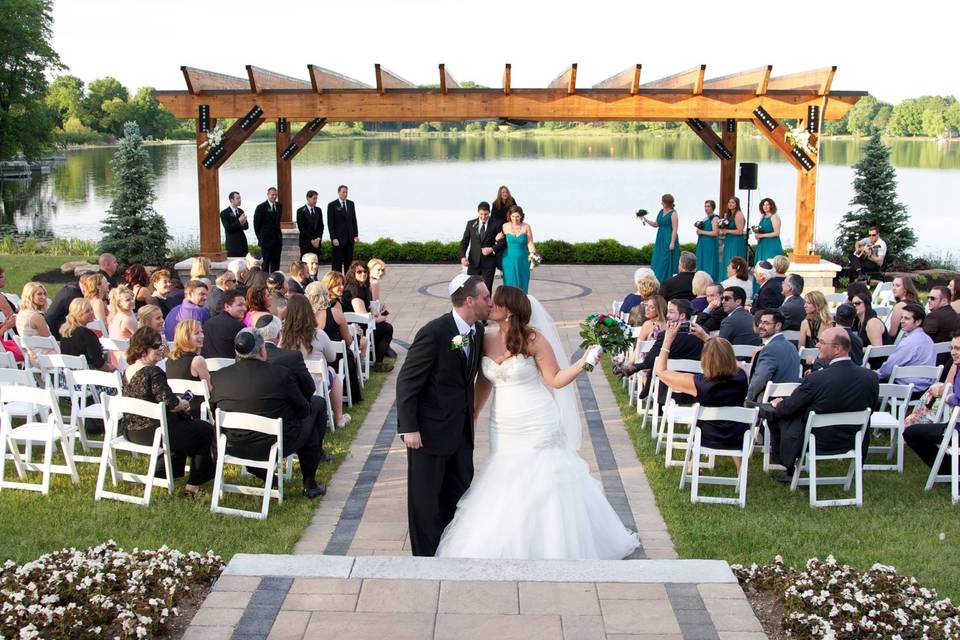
[1, 254, 93, 299]
[0, 369, 389, 563]
[603, 359, 960, 601]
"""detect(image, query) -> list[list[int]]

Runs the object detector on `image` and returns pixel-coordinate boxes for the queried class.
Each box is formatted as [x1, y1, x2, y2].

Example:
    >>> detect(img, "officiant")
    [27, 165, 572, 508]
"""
[459, 201, 503, 295]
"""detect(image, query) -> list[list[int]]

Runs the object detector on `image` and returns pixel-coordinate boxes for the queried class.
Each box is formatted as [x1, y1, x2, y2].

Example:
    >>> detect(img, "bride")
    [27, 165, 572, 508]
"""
[435, 286, 640, 560]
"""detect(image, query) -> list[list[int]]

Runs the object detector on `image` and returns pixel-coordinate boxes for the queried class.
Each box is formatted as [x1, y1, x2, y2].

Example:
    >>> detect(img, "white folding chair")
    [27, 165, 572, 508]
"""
[95, 395, 174, 506]
[330, 340, 352, 407]
[66, 368, 123, 462]
[758, 381, 801, 471]
[18, 334, 60, 374]
[825, 293, 846, 309]
[305, 358, 335, 432]
[346, 324, 365, 388]
[680, 404, 760, 508]
[167, 378, 212, 422]
[0, 386, 79, 495]
[211, 409, 284, 520]
[39, 354, 88, 409]
[612, 299, 623, 315]
[99, 337, 129, 373]
[798, 347, 819, 365]
[923, 405, 959, 504]
[655, 359, 703, 467]
[861, 344, 896, 369]
[627, 338, 654, 405]
[204, 357, 235, 372]
[865, 383, 913, 472]
[344, 311, 374, 381]
[873, 306, 893, 325]
[889, 364, 942, 411]
[872, 281, 894, 306]
[86, 319, 108, 336]
[781, 330, 801, 346]
[0, 347, 18, 370]
[790, 408, 872, 507]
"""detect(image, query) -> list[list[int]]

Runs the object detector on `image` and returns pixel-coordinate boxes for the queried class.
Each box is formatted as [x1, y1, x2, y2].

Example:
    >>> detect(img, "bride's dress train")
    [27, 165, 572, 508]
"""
[435, 354, 640, 560]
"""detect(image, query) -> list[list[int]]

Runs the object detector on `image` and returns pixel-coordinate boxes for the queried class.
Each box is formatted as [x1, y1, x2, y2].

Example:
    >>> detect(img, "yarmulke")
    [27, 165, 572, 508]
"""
[448, 273, 471, 296]
[234, 327, 264, 355]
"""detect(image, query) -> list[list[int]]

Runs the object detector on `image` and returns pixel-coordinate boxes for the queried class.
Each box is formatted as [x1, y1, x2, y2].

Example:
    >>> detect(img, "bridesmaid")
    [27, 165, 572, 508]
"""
[642, 194, 679, 283]
[720, 196, 747, 268]
[694, 199, 721, 282]
[754, 197, 784, 263]
[500, 205, 537, 293]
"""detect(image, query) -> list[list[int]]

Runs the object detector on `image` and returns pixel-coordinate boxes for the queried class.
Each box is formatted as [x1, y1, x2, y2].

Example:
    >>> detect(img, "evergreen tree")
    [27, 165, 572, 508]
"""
[99, 122, 170, 264]
[835, 132, 915, 260]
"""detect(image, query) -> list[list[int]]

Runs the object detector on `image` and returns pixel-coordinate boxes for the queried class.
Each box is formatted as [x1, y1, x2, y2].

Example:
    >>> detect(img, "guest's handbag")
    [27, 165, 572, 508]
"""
[905, 393, 942, 426]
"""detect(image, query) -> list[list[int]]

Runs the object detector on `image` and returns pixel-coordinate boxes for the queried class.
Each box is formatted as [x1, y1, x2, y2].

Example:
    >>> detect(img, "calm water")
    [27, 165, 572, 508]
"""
[1, 136, 958, 256]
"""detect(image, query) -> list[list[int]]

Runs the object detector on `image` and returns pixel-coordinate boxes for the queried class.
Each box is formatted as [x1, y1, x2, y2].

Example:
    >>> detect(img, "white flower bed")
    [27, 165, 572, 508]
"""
[733, 555, 960, 639]
[0, 540, 223, 639]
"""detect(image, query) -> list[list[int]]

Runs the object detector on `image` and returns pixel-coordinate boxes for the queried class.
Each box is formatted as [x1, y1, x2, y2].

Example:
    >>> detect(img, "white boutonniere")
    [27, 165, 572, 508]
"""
[450, 332, 469, 352]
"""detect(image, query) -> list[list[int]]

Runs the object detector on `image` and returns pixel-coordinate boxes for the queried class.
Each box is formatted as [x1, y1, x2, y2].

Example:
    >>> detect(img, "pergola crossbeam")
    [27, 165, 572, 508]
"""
[503, 63, 511, 95]
[439, 64, 460, 94]
[307, 65, 371, 93]
[180, 66, 248, 94]
[593, 64, 642, 95]
[767, 66, 837, 94]
[548, 64, 577, 94]
[246, 66, 311, 94]
[375, 64, 415, 94]
[642, 65, 706, 94]
[703, 65, 773, 95]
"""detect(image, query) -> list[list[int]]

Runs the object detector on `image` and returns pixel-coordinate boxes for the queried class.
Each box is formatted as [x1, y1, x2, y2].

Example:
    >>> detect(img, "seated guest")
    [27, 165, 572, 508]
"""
[205, 270, 238, 314]
[949, 277, 960, 316]
[266, 271, 289, 321]
[746, 310, 801, 401]
[780, 274, 805, 331]
[923, 286, 960, 364]
[122, 326, 216, 497]
[287, 261, 311, 295]
[108, 285, 138, 341]
[98, 252, 121, 288]
[190, 256, 212, 286]
[17, 282, 55, 368]
[166, 319, 212, 418]
[721, 257, 753, 305]
[619, 267, 657, 316]
[123, 263, 151, 310]
[660, 252, 697, 301]
[799, 291, 833, 350]
[831, 303, 864, 367]
[297, 288, 351, 428]
[201, 289, 247, 358]
[636, 298, 704, 402]
[344, 260, 396, 368]
[80, 273, 109, 331]
[45, 279, 82, 341]
[690, 271, 713, 315]
[753, 261, 784, 312]
[148, 269, 175, 317]
[888, 276, 920, 342]
[163, 280, 211, 340]
[654, 325, 748, 468]
[301, 252, 321, 282]
[693, 283, 727, 333]
[226, 259, 249, 294]
[848, 226, 886, 281]
[876, 303, 937, 394]
[765, 327, 879, 481]
[904, 333, 960, 477]
[718, 286, 761, 346]
[635, 295, 667, 342]
[241, 253, 268, 290]
[849, 291, 891, 351]
[137, 304, 165, 335]
[59, 298, 115, 372]
[243, 285, 272, 328]
[315, 273, 363, 403]
[0, 266, 17, 345]
[209, 328, 327, 498]
[368, 258, 389, 307]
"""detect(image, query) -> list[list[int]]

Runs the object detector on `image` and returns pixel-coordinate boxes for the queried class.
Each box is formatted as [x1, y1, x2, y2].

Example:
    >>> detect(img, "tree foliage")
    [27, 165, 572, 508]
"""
[99, 122, 170, 265]
[835, 132, 915, 259]
[0, 0, 63, 159]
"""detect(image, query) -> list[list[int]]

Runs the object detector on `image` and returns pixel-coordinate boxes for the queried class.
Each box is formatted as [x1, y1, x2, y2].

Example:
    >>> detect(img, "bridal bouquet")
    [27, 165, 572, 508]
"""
[529, 252, 543, 269]
[579, 313, 632, 371]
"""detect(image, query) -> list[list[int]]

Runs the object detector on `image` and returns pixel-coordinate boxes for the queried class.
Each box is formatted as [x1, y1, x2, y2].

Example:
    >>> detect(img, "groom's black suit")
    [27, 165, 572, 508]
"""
[459, 218, 501, 296]
[397, 311, 484, 556]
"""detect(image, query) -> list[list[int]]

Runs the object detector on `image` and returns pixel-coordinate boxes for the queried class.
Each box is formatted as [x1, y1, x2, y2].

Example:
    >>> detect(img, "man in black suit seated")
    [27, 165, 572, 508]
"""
[693, 283, 727, 333]
[636, 298, 704, 403]
[201, 290, 247, 358]
[718, 286, 761, 346]
[219, 191, 249, 258]
[459, 201, 502, 296]
[210, 329, 326, 498]
[327, 185, 359, 273]
[255, 314, 331, 462]
[810, 303, 863, 369]
[753, 261, 784, 312]
[253, 187, 283, 273]
[98, 253, 121, 288]
[296, 190, 324, 263]
[764, 327, 879, 483]
[45, 280, 83, 340]
[780, 274, 806, 331]
[660, 252, 697, 301]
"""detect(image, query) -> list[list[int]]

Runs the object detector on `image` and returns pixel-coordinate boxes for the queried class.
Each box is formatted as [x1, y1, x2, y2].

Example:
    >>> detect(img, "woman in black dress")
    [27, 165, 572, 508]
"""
[122, 326, 215, 496]
[59, 298, 115, 372]
[165, 319, 211, 418]
[315, 272, 363, 402]
[343, 260, 395, 371]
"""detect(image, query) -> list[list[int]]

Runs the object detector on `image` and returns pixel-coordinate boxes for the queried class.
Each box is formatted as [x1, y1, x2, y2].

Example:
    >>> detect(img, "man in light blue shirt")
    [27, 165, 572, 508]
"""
[876, 303, 937, 393]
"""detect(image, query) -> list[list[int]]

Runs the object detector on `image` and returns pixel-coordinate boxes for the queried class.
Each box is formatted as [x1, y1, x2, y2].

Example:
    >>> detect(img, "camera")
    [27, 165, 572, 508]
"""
[678, 321, 691, 333]
[180, 389, 195, 402]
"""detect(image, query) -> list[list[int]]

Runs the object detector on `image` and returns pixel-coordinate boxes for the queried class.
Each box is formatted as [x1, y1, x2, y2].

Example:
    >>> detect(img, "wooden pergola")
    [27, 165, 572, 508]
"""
[154, 63, 865, 262]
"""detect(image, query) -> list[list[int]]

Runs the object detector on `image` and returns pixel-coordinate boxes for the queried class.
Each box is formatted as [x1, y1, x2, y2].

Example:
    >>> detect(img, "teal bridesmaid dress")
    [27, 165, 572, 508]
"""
[754, 215, 784, 264]
[721, 214, 746, 269]
[502, 233, 531, 293]
[695, 216, 721, 282]
[651, 209, 679, 283]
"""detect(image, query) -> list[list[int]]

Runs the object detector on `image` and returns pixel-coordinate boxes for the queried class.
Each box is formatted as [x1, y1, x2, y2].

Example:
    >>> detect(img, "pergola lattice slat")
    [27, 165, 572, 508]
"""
[593, 64, 642, 94]
[703, 65, 773, 95]
[245, 66, 311, 93]
[307, 65, 372, 92]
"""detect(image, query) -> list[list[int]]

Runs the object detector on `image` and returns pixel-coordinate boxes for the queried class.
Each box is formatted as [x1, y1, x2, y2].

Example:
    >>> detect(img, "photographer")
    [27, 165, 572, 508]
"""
[849, 226, 886, 281]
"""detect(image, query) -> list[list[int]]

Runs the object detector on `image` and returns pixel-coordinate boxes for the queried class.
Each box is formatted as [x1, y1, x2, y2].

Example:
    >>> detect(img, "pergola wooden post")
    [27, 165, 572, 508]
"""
[160, 64, 862, 261]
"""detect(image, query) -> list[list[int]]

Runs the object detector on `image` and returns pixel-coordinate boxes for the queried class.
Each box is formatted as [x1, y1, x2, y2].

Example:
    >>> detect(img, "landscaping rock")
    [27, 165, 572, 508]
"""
[61, 260, 93, 274]
[73, 264, 100, 277]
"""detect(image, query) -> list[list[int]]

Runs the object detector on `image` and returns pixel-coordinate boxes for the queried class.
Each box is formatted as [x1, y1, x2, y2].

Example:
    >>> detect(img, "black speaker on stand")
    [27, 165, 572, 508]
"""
[739, 163, 758, 262]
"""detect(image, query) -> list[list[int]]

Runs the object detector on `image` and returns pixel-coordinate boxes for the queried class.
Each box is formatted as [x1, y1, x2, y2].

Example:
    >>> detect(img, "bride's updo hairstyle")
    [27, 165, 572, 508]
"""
[494, 286, 535, 356]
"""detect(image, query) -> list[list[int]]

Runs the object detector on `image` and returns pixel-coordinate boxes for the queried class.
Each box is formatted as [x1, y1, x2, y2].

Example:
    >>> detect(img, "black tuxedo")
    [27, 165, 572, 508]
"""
[327, 199, 359, 272]
[201, 312, 245, 358]
[767, 359, 879, 470]
[254, 200, 283, 272]
[396, 311, 484, 556]
[220, 206, 249, 257]
[754, 277, 785, 312]
[660, 271, 696, 301]
[637, 331, 704, 404]
[296, 204, 325, 261]
[459, 218, 500, 295]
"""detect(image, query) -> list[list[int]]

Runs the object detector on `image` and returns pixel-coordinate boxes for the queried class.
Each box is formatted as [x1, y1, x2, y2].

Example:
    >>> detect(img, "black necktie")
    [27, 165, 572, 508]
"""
[479, 223, 486, 237]
[309, 206, 314, 216]
[271, 203, 275, 213]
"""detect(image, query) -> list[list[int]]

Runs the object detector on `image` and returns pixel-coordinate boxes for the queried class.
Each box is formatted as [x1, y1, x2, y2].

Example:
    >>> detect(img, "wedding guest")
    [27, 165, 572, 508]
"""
[241, 253, 268, 290]
[799, 290, 833, 349]
[190, 257, 212, 285]
[661, 252, 697, 301]
[923, 286, 960, 355]
[201, 290, 246, 359]
[636, 295, 667, 342]
[287, 261, 311, 295]
[206, 270, 238, 313]
[220, 191, 249, 258]
[904, 333, 960, 477]
[243, 285, 272, 328]
[80, 273, 109, 331]
[137, 304, 165, 335]
[123, 326, 216, 496]
[619, 268, 659, 316]
[123, 263, 151, 310]
[327, 185, 359, 273]
[718, 286, 761, 346]
[107, 285, 138, 340]
[690, 271, 713, 315]
[694, 283, 727, 333]
[642, 193, 679, 283]
[17, 282, 54, 368]
[780, 274, 806, 331]
[459, 201, 500, 296]
[876, 303, 936, 394]
[368, 258, 387, 302]
[163, 280, 211, 340]
[98, 253, 121, 288]
[45, 279, 82, 341]
[226, 258, 249, 294]
[165, 270, 185, 309]
[720, 196, 747, 267]
[753, 197, 784, 267]
[148, 269, 174, 317]
[297, 190, 325, 264]
[60, 298, 114, 372]
[301, 285, 351, 428]
[315, 274, 363, 402]
[0, 266, 17, 339]
[753, 261, 784, 312]
[848, 226, 886, 281]
[636, 299, 704, 402]
[266, 271, 288, 321]
[888, 275, 920, 341]
[721, 256, 753, 304]
[655, 325, 748, 468]
[490, 184, 517, 231]
[253, 186, 283, 273]
[948, 277, 960, 315]
[695, 200, 721, 282]
[166, 319, 211, 418]
[301, 253, 321, 282]
[344, 261, 395, 368]
[824, 303, 864, 368]
[849, 292, 892, 362]
[746, 310, 801, 402]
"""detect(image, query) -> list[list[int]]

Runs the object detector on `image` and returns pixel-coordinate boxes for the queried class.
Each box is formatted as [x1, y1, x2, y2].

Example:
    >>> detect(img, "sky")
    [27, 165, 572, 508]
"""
[51, 0, 959, 104]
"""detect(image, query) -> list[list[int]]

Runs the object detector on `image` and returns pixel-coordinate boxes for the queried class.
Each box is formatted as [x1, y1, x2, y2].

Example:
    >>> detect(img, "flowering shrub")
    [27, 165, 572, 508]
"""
[0, 541, 223, 639]
[733, 555, 960, 639]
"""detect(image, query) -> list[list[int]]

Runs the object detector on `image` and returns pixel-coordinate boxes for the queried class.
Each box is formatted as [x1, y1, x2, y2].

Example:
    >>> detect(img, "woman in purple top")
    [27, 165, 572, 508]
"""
[903, 332, 960, 475]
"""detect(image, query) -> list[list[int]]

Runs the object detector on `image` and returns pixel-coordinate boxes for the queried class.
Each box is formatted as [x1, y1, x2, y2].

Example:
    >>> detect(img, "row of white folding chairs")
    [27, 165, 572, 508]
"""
[344, 312, 375, 383]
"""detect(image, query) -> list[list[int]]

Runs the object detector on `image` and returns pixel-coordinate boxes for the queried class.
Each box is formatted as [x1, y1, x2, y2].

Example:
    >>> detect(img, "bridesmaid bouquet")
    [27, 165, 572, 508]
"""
[579, 314, 632, 371]
[635, 209, 649, 219]
[750, 224, 763, 235]
[694, 216, 713, 230]
[528, 252, 543, 269]
[716, 218, 731, 230]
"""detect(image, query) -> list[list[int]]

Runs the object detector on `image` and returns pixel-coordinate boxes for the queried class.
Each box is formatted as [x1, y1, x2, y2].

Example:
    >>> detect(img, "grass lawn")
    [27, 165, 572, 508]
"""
[2, 254, 93, 299]
[603, 360, 960, 601]
[0, 366, 389, 563]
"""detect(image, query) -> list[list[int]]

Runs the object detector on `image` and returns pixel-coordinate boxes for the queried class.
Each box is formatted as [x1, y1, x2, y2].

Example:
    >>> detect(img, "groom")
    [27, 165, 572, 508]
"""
[396, 274, 491, 556]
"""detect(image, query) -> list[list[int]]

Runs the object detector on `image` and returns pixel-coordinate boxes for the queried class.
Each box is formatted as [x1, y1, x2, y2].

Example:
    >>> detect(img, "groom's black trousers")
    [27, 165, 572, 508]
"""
[406, 435, 474, 557]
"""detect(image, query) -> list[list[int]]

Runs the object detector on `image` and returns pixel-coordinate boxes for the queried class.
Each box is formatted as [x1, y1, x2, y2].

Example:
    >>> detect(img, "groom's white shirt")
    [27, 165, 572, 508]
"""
[452, 307, 475, 358]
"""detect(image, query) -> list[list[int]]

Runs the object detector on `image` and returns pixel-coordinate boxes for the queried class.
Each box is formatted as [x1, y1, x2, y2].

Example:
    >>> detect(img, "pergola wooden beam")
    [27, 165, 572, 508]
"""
[642, 65, 706, 94]
[548, 64, 577, 94]
[767, 66, 837, 94]
[306, 65, 371, 93]
[439, 64, 460, 95]
[503, 63, 511, 95]
[181, 66, 248, 94]
[201, 105, 265, 171]
[685, 119, 733, 161]
[374, 64, 415, 94]
[593, 64, 642, 94]
[751, 105, 809, 172]
[703, 65, 772, 95]
[246, 66, 311, 94]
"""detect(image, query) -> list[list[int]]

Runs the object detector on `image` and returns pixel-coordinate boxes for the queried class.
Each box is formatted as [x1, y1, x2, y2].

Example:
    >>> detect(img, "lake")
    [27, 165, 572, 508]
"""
[1, 135, 957, 258]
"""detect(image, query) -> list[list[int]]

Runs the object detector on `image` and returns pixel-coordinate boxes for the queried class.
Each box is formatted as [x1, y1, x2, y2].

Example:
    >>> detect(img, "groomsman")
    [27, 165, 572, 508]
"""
[220, 191, 249, 257]
[327, 184, 359, 273]
[296, 190, 325, 261]
[459, 201, 501, 295]
[254, 187, 283, 273]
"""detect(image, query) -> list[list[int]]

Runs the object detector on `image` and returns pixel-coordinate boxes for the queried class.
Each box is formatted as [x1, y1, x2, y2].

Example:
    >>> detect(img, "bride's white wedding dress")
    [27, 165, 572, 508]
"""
[435, 353, 640, 560]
